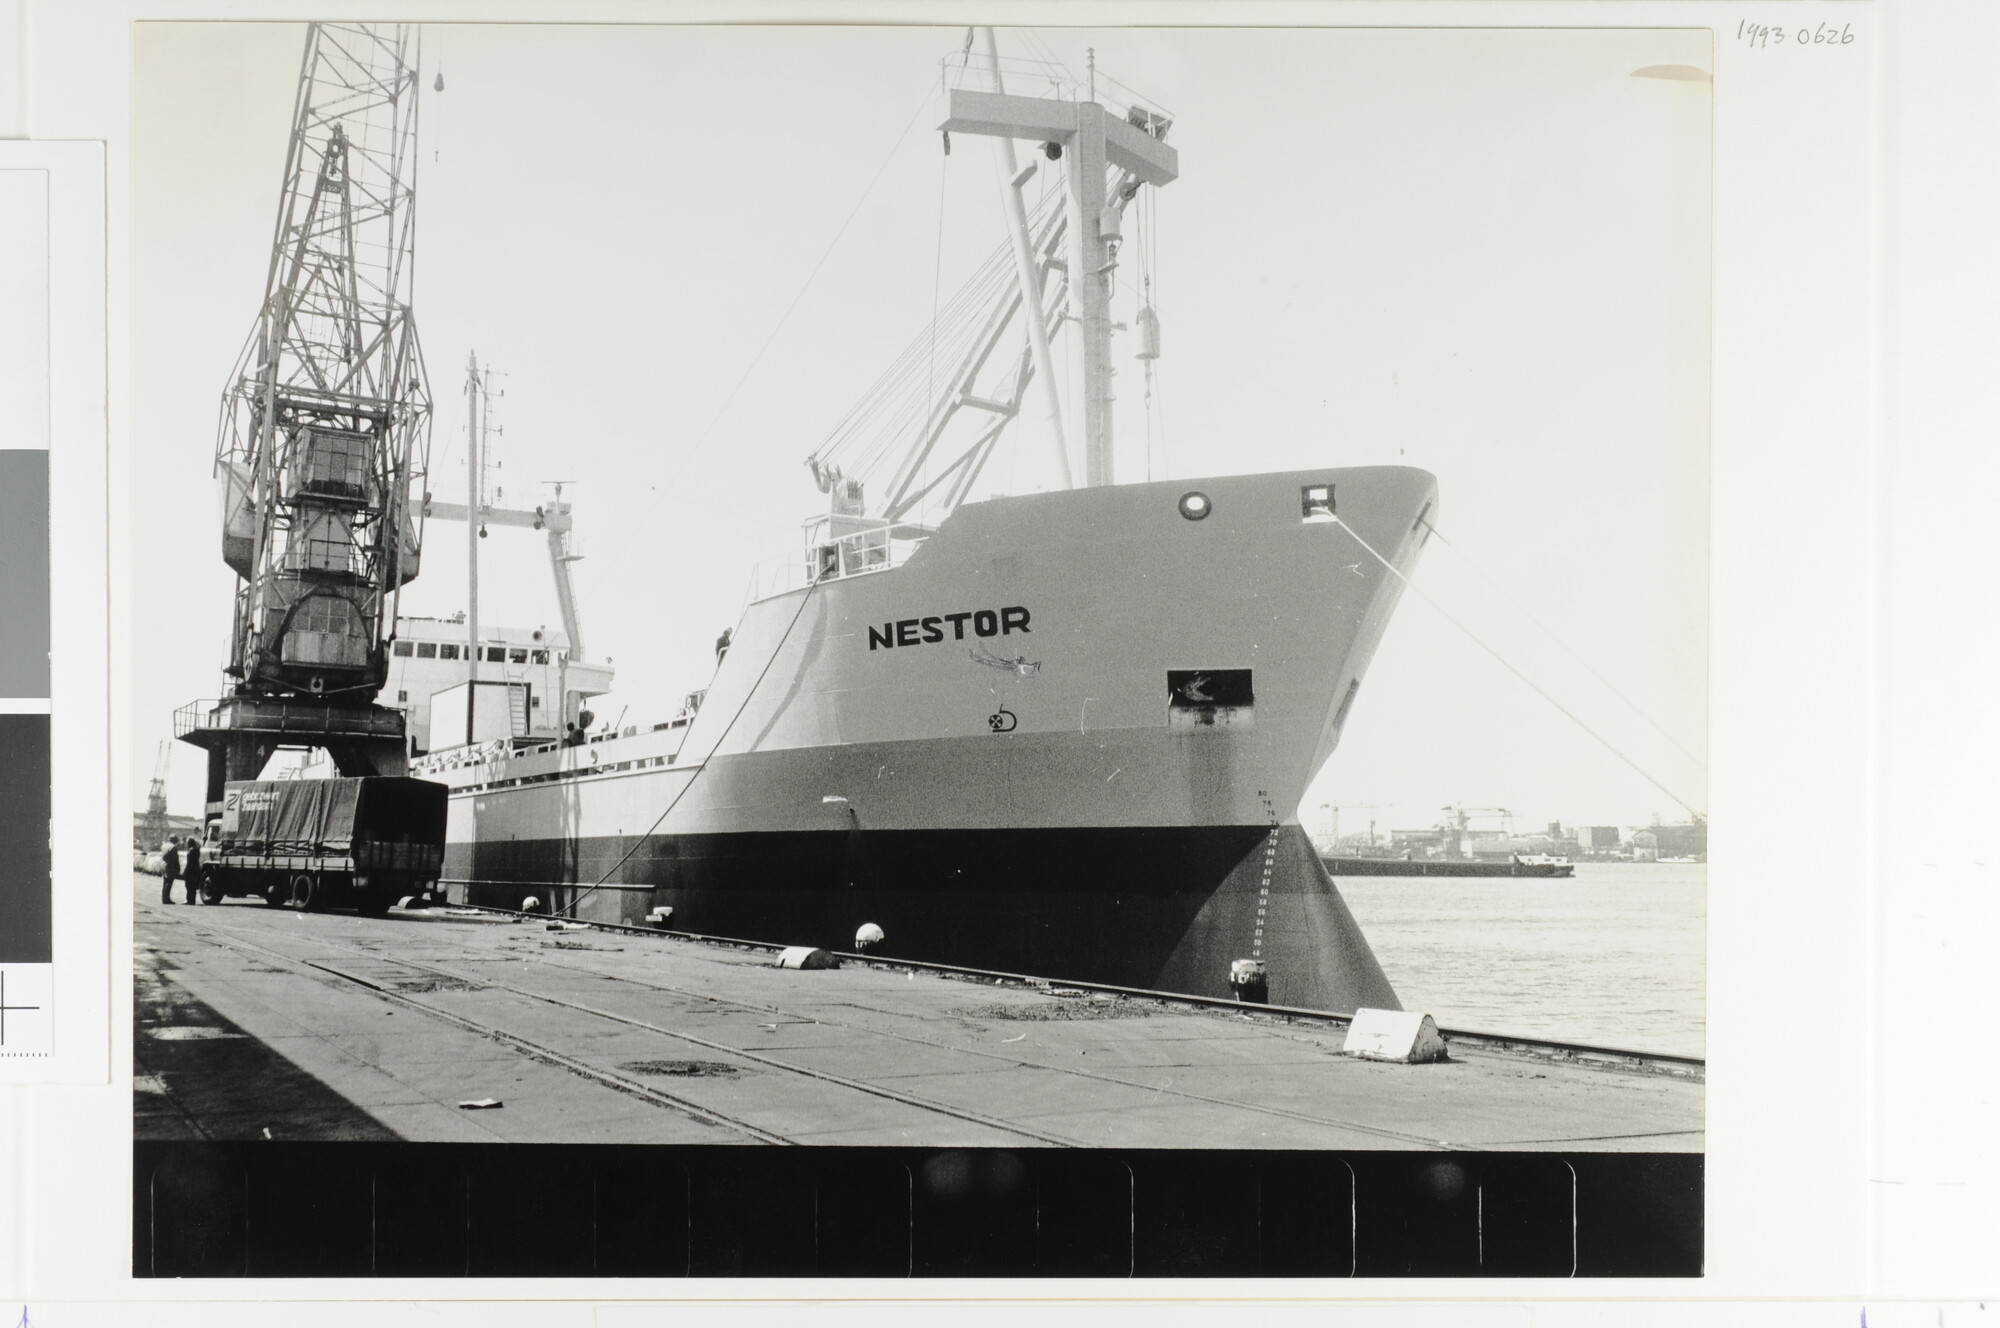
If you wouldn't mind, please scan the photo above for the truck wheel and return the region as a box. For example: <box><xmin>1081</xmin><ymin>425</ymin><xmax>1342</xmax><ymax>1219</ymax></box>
<box><xmin>199</xmin><ymin>870</ymin><xmax>225</xmax><ymax>906</ymax></box>
<box><xmin>288</xmin><ymin>873</ymin><xmax>316</xmax><ymax>911</ymax></box>
<box><xmin>355</xmin><ymin>891</ymin><xmax>392</xmax><ymax>918</ymax></box>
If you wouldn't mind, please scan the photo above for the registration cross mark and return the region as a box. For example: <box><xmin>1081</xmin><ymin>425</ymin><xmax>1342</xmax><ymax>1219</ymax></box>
<box><xmin>0</xmin><ymin>972</ymin><xmax>40</xmax><ymax>1045</ymax></box>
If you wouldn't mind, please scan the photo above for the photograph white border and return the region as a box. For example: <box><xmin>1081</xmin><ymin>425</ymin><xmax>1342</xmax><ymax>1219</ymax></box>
<box><xmin>4</xmin><ymin>0</ymin><xmax>1975</xmax><ymax>1311</ymax></box>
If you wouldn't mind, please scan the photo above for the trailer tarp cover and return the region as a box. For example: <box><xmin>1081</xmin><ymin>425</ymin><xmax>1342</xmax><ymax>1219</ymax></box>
<box><xmin>354</xmin><ymin>778</ymin><xmax>449</xmax><ymax>846</ymax></box>
<box><xmin>223</xmin><ymin>779</ymin><xmax>363</xmax><ymax>852</ymax></box>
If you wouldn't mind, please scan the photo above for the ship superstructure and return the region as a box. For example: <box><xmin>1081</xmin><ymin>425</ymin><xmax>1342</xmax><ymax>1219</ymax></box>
<box><xmin>385</xmin><ymin>616</ymin><xmax>612</xmax><ymax>754</ymax></box>
<box><xmin>412</xmin><ymin>32</ymin><xmax>1436</xmax><ymax>1011</ymax></box>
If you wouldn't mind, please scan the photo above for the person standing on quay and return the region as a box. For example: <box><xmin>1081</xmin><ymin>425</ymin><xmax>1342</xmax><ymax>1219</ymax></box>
<box><xmin>184</xmin><ymin>836</ymin><xmax>204</xmax><ymax>906</ymax></box>
<box><xmin>159</xmin><ymin>839</ymin><xmax>180</xmax><ymax>905</ymax></box>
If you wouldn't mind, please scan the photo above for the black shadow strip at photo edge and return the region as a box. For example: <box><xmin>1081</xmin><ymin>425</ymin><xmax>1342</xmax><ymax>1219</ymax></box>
<box><xmin>0</xmin><ymin>712</ymin><xmax>53</xmax><ymax>964</ymax></box>
<box><xmin>133</xmin><ymin>1142</ymin><xmax>1701</xmax><ymax>1278</ymax></box>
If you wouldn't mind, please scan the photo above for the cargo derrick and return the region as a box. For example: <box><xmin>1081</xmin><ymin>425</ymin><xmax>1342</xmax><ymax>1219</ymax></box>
<box><xmin>178</xmin><ymin>23</ymin><xmax>432</xmax><ymax>804</ymax></box>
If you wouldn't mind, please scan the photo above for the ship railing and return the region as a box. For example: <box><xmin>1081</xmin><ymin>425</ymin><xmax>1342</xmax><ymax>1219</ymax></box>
<box><xmin>409</xmin><ymin>737</ymin><xmax>513</xmax><ymax>773</ymax></box>
<box><xmin>747</xmin><ymin>521</ymin><xmax>931</xmax><ymax>602</ymax></box>
<box><xmin>936</xmin><ymin>51</ymin><xmax>1174</xmax><ymax>133</ymax></box>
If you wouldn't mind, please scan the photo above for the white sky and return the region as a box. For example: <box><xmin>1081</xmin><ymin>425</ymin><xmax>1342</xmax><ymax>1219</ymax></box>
<box><xmin>131</xmin><ymin>22</ymin><xmax>1709</xmax><ymax>833</ymax></box>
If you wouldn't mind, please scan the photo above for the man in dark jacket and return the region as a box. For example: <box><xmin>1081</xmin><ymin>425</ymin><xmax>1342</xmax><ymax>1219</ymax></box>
<box><xmin>184</xmin><ymin>836</ymin><xmax>205</xmax><ymax>906</ymax></box>
<box><xmin>160</xmin><ymin>840</ymin><xmax>180</xmax><ymax>905</ymax></box>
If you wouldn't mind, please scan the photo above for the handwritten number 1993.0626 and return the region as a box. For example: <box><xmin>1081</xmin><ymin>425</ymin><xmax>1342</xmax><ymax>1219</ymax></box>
<box><xmin>1738</xmin><ymin>20</ymin><xmax>1856</xmax><ymax>49</ymax></box>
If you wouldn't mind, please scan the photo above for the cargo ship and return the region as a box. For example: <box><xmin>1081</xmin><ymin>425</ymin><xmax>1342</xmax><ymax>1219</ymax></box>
<box><xmin>413</xmin><ymin>36</ymin><xmax>1437</xmax><ymax>1012</ymax></box>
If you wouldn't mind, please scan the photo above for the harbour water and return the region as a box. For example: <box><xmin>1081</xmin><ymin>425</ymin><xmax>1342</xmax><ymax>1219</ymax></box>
<box><xmin>1339</xmin><ymin>862</ymin><xmax>1706</xmax><ymax>1058</ymax></box>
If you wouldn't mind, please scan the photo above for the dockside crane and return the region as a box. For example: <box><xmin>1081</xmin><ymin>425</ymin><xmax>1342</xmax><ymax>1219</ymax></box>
<box><xmin>1440</xmin><ymin>805</ymin><xmax>1515</xmax><ymax>858</ymax></box>
<box><xmin>1320</xmin><ymin>802</ymin><xmax>1381</xmax><ymax>848</ymax></box>
<box><xmin>138</xmin><ymin>740</ymin><xmax>171</xmax><ymax>848</ymax></box>
<box><xmin>176</xmin><ymin>23</ymin><xmax>432</xmax><ymax>806</ymax></box>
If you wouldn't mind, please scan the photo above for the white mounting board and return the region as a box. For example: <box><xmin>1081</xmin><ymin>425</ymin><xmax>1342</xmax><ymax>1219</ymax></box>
<box><xmin>0</xmin><ymin>140</ymin><xmax>108</xmax><ymax>1087</ymax></box>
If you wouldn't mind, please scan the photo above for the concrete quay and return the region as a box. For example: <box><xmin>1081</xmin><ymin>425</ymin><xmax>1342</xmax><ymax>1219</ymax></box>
<box><xmin>133</xmin><ymin>881</ymin><xmax>1702</xmax><ymax>1151</ymax></box>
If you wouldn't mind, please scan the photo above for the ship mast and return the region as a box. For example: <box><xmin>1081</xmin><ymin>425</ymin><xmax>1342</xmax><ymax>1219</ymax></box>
<box><xmin>806</xmin><ymin>32</ymin><xmax>1175</xmax><ymax>528</ymax></box>
<box><xmin>941</xmin><ymin>33</ymin><xmax>1178</xmax><ymax>488</ymax></box>
<box><xmin>976</xmin><ymin>28</ymin><xmax>1071</xmax><ymax>491</ymax></box>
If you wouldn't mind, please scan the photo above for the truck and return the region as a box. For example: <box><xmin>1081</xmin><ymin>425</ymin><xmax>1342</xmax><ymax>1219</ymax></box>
<box><xmin>197</xmin><ymin>776</ymin><xmax>448</xmax><ymax>914</ymax></box>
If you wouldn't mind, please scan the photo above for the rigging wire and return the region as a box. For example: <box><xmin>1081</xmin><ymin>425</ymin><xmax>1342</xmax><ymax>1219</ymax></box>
<box><xmin>1020</xmin><ymin>29</ymin><xmax>1080</xmax><ymax>97</ymax></box>
<box><xmin>915</xmin><ymin>48</ymin><xmax>979</xmax><ymax>524</ymax></box>
<box><xmin>1332</xmin><ymin>514</ymin><xmax>1705</xmax><ymax>821</ymax></box>
<box><xmin>1420</xmin><ymin>522</ymin><xmax>1708</xmax><ymax>772</ymax></box>
<box><xmin>1141</xmin><ymin>185</ymin><xmax>1168</xmax><ymax>477</ymax></box>
<box><xmin>554</xmin><ymin>577</ymin><xmax>825</xmax><ymax>920</ymax></box>
<box><xmin>810</xmin><ymin>197</ymin><xmax>1059</xmax><ymax>487</ymax></box>
<box><xmin>813</xmin><ymin>238</ymin><xmax>1013</xmax><ymax>471</ymax></box>
<box><xmin>925</xmin><ymin>96</ymin><xmax>950</xmax><ymax>526</ymax></box>
<box><xmin>424</xmin><ymin>24</ymin><xmax>443</xmax><ymax>164</ymax></box>
<box><xmin>652</xmin><ymin>78</ymin><xmax>940</xmax><ymax>497</ymax></box>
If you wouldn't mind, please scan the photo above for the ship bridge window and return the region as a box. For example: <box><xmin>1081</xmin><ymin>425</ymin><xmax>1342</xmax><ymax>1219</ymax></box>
<box><xmin>485</xmin><ymin>646</ymin><xmax>506</xmax><ymax>662</ymax></box>
<box><xmin>393</xmin><ymin>641</ymin><xmax>414</xmax><ymax>657</ymax></box>
<box><xmin>439</xmin><ymin>643</ymin><xmax>461</xmax><ymax>660</ymax></box>
<box><xmin>531</xmin><ymin>649</ymin><xmax>550</xmax><ymax>664</ymax></box>
<box><xmin>416</xmin><ymin>642</ymin><xmax>438</xmax><ymax>659</ymax></box>
<box><xmin>509</xmin><ymin>648</ymin><xmax>528</xmax><ymax>664</ymax></box>
<box><xmin>1301</xmin><ymin>485</ymin><xmax>1335</xmax><ymax>522</ymax></box>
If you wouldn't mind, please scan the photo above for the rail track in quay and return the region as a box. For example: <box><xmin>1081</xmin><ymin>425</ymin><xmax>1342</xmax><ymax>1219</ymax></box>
<box><xmin>133</xmin><ymin>881</ymin><xmax>1703</xmax><ymax>1150</ymax></box>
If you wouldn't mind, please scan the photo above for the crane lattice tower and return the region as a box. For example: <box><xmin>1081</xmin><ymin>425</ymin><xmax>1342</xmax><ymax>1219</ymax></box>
<box><xmin>178</xmin><ymin>22</ymin><xmax>432</xmax><ymax>803</ymax></box>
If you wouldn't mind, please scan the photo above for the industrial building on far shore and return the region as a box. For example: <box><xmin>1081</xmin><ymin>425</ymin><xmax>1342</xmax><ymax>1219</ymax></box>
<box><xmin>1313</xmin><ymin>804</ymin><xmax>1707</xmax><ymax>864</ymax></box>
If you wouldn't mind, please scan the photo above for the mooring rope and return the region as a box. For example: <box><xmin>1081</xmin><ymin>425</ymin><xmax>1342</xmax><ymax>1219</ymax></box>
<box><xmin>1333</xmin><ymin>514</ymin><xmax>1705</xmax><ymax>821</ymax></box>
<box><xmin>1421</xmin><ymin>520</ymin><xmax>1706</xmax><ymax>773</ymax></box>
<box><xmin>553</xmin><ymin>577</ymin><xmax>824</xmax><ymax>919</ymax></box>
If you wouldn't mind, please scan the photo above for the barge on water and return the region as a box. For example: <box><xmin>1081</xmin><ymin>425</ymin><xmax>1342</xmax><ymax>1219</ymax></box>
<box><xmin>1322</xmin><ymin>856</ymin><xmax>1577</xmax><ymax>879</ymax></box>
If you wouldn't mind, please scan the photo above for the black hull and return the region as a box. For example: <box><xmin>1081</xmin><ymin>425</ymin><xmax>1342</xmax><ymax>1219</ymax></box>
<box><xmin>447</xmin><ymin>823</ymin><xmax>1400</xmax><ymax>1012</ymax></box>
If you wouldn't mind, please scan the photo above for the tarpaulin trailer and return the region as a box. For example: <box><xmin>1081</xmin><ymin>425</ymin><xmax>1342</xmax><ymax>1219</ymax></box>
<box><xmin>198</xmin><ymin>776</ymin><xmax>447</xmax><ymax>914</ymax></box>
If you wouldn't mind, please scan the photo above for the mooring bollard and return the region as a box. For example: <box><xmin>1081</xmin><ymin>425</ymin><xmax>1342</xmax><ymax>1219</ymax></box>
<box><xmin>1229</xmin><ymin>958</ymin><xmax>1269</xmax><ymax>1004</ymax></box>
<box><xmin>854</xmin><ymin>922</ymin><xmax>885</xmax><ymax>953</ymax></box>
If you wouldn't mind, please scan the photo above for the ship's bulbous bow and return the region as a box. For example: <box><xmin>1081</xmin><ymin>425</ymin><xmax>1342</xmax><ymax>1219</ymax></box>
<box><xmin>1156</xmin><ymin>823</ymin><xmax>1400</xmax><ymax>1011</ymax></box>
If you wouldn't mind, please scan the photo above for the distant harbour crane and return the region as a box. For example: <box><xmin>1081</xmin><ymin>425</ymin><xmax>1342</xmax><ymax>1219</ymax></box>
<box><xmin>1317</xmin><ymin>801</ymin><xmax>1382</xmax><ymax>849</ymax></box>
<box><xmin>1440</xmin><ymin>805</ymin><xmax>1514</xmax><ymax>858</ymax></box>
<box><xmin>138</xmin><ymin>740</ymin><xmax>171</xmax><ymax>848</ymax></box>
